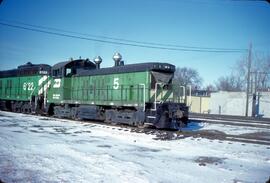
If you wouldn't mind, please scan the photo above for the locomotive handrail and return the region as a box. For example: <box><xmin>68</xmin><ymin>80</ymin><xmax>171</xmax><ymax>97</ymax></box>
<box><xmin>188</xmin><ymin>85</ymin><xmax>192</xmax><ymax>107</ymax></box>
<box><xmin>180</xmin><ymin>86</ymin><xmax>185</xmax><ymax>103</ymax></box>
<box><xmin>153</xmin><ymin>82</ymin><xmax>162</xmax><ymax>111</ymax></box>
<box><xmin>29</xmin><ymin>87</ymin><xmax>36</xmax><ymax>110</ymax></box>
<box><xmin>29</xmin><ymin>87</ymin><xmax>36</xmax><ymax>103</ymax></box>
<box><xmin>139</xmin><ymin>83</ymin><xmax>145</xmax><ymax>111</ymax></box>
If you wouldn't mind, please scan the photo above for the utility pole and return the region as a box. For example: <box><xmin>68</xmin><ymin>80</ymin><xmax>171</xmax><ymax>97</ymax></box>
<box><xmin>251</xmin><ymin>71</ymin><xmax>258</xmax><ymax>117</ymax></box>
<box><xmin>245</xmin><ymin>43</ymin><xmax>252</xmax><ymax>117</ymax></box>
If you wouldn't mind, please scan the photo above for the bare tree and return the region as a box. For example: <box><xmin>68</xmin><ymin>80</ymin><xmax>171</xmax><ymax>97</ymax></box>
<box><xmin>173</xmin><ymin>67</ymin><xmax>202</xmax><ymax>88</ymax></box>
<box><xmin>235</xmin><ymin>53</ymin><xmax>270</xmax><ymax>91</ymax></box>
<box><xmin>205</xmin><ymin>84</ymin><xmax>216</xmax><ymax>92</ymax></box>
<box><xmin>215</xmin><ymin>52</ymin><xmax>270</xmax><ymax>92</ymax></box>
<box><xmin>252</xmin><ymin>53</ymin><xmax>270</xmax><ymax>90</ymax></box>
<box><xmin>215</xmin><ymin>75</ymin><xmax>243</xmax><ymax>91</ymax></box>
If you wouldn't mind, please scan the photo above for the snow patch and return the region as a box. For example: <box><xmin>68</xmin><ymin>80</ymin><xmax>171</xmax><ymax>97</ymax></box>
<box><xmin>0</xmin><ymin>111</ymin><xmax>270</xmax><ymax>183</ymax></box>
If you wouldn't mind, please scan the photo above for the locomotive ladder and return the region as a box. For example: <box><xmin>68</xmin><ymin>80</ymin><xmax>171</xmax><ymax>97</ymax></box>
<box><xmin>139</xmin><ymin>83</ymin><xmax>146</xmax><ymax>111</ymax></box>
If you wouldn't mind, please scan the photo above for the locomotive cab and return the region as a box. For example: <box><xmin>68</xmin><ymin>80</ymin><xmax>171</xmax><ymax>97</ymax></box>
<box><xmin>47</xmin><ymin>58</ymin><xmax>96</xmax><ymax>110</ymax></box>
<box><xmin>52</xmin><ymin>58</ymin><xmax>96</xmax><ymax>78</ymax></box>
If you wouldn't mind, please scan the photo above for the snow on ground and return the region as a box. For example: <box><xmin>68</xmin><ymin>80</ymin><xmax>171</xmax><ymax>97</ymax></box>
<box><xmin>0</xmin><ymin>111</ymin><xmax>269</xmax><ymax>183</ymax></box>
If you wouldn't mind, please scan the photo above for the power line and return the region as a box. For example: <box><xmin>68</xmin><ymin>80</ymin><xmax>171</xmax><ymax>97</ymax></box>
<box><xmin>230</xmin><ymin>0</ymin><xmax>270</xmax><ymax>2</ymax></box>
<box><xmin>0</xmin><ymin>19</ymin><xmax>247</xmax><ymax>52</ymax></box>
<box><xmin>0</xmin><ymin>21</ymin><xmax>247</xmax><ymax>53</ymax></box>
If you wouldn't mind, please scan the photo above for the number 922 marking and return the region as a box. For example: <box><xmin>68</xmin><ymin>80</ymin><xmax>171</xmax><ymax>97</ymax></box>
<box><xmin>23</xmin><ymin>82</ymin><xmax>34</xmax><ymax>91</ymax></box>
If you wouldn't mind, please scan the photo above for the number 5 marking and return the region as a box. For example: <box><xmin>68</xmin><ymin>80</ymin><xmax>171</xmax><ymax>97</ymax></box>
<box><xmin>113</xmin><ymin>78</ymin><xmax>119</xmax><ymax>89</ymax></box>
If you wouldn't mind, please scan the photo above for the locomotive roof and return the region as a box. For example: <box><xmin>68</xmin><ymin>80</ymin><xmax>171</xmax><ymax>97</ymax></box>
<box><xmin>0</xmin><ymin>62</ymin><xmax>51</xmax><ymax>78</ymax></box>
<box><xmin>76</xmin><ymin>62</ymin><xmax>175</xmax><ymax>77</ymax></box>
<box><xmin>52</xmin><ymin>61</ymin><xmax>70</xmax><ymax>70</ymax></box>
<box><xmin>52</xmin><ymin>59</ymin><xmax>96</xmax><ymax>70</ymax></box>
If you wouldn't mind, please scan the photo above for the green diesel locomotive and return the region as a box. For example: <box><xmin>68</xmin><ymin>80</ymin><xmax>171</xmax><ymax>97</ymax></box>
<box><xmin>0</xmin><ymin>62</ymin><xmax>51</xmax><ymax>113</ymax></box>
<box><xmin>0</xmin><ymin>53</ymin><xmax>188</xmax><ymax>129</ymax></box>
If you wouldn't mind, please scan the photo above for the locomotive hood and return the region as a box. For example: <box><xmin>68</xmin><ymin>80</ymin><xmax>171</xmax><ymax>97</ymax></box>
<box><xmin>76</xmin><ymin>62</ymin><xmax>175</xmax><ymax>77</ymax></box>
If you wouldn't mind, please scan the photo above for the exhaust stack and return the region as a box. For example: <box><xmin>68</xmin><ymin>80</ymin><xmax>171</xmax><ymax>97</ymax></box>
<box><xmin>94</xmin><ymin>56</ymin><xmax>102</xmax><ymax>69</ymax></box>
<box><xmin>113</xmin><ymin>52</ymin><xmax>122</xmax><ymax>67</ymax></box>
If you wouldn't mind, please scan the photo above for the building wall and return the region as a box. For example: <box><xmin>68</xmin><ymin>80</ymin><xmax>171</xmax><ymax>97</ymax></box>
<box><xmin>259</xmin><ymin>92</ymin><xmax>270</xmax><ymax>118</ymax></box>
<box><xmin>187</xmin><ymin>96</ymin><xmax>210</xmax><ymax>114</ymax></box>
<box><xmin>209</xmin><ymin>91</ymin><xmax>270</xmax><ymax>118</ymax></box>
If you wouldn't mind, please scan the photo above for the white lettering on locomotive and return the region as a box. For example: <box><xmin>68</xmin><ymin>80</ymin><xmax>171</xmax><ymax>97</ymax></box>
<box><xmin>52</xmin><ymin>94</ymin><xmax>60</xmax><ymax>99</ymax></box>
<box><xmin>53</xmin><ymin>79</ymin><xmax>61</xmax><ymax>88</ymax></box>
<box><xmin>23</xmin><ymin>82</ymin><xmax>34</xmax><ymax>91</ymax></box>
<box><xmin>113</xmin><ymin>78</ymin><xmax>119</xmax><ymax>90</ymax></box>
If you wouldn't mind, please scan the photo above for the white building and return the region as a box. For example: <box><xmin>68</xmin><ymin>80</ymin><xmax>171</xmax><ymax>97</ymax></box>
<box><xmin>210</xmin><ymin>91</ymin><xmax>270</xmax><ymax>118</ymax></box>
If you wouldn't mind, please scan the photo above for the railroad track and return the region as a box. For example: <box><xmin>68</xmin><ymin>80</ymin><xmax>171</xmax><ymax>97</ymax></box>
<box><xmin>178</xmin><ymin>130</ymin><xmax>270</xmax><ymax>146</ymax></box>
<box><xmin>1</xmin><ymin>111</ymin><xmax>270</xmax><ymax>146</ymax></box>
<box><xmin>189</xmin><ymin>113</ymin><xmax>270</xmax><ymax>129</ymax></box>
<box><xmin>127</xmin><ymin>127</ymin><xmax>270</xmax><ymax>146</ymax></box>
<box><xmin>81</xmin><ymin>120</ymin><xmax>270</xmax><ymax>146</ymax></box>
<box><xmin>189</xmin><ymin>113</ymin><xmax>270</xmax><ymax>123</ymax></box>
